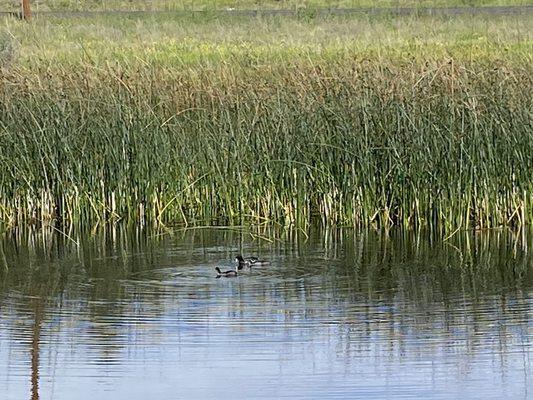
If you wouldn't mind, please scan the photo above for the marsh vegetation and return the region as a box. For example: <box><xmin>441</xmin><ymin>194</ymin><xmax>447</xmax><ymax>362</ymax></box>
<box><xmin>0</xmin><ymin>13</ymin><xmax>531</xmax><ymax>229</ymax></box>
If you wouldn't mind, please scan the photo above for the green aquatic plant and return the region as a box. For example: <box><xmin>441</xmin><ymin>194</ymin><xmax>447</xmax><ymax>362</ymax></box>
<box><xmin>0</xmin><ymin>53</ymin><xmax>531</xmax><ymax>230</ymax></box>
<box><xmin>0</xmin><ymin>14</ymin><xmax>531</xmax><ymax>230</ymax></box>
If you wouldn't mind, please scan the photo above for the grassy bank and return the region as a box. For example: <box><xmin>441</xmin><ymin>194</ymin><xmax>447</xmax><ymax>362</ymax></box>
<box><xmin>1</xmin><ymin>0</ymin><xmax>531</xmax><ymax>13</ymax></box>
<box><xmin>0</xmin><ymin>14</ymin><xmax>532</xmax><ymax>230</ymax></box>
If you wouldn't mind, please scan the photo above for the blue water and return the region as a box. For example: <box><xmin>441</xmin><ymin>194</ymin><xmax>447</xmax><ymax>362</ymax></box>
<box><xmin>0</xmin><ymin>227</ymin><xmax>531</xmax><ymax>399</ymax></box>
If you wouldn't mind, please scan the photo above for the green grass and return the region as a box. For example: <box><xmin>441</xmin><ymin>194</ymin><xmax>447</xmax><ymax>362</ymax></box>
<box><xmin>3</xmin><ymin>13</ymin><xmax>532</xmax><ymax>63</ymax></box>
<box><xmin>0</xmin><ymin>14</ymin><xmax>531</xmax><ymax>230</ymax></box>
<box><xmin>0</xmin><ymin>0</ymin><xmax>531</xmax><ymax>13</ymax></box>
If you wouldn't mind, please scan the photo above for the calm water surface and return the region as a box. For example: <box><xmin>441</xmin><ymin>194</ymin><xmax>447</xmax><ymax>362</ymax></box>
<box><xmin>0</xmin><ymin>227</ymin><xmax>531</xmax><ymax>399</ymax></box>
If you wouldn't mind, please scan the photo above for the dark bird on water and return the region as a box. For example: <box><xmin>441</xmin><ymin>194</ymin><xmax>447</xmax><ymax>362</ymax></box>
<box><xmin>235</xmin><ymin>255</ymin><xmax>270</xmax><ymax>269</ymax></box>
<box><xmin>215</xmin><ymin>266</ymin><xmax>238</xmax><ymax>278</ymax></box>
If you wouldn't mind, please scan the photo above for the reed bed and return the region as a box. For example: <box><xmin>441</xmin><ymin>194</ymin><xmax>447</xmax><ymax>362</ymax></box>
<box><xmin>0</xmin><ymin>15</ymin><xmax>531</xmax><ymax>230</ymax></box>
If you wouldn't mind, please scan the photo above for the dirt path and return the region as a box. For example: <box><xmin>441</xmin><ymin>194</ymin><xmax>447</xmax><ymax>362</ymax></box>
<box><xmin>1</xmin><ymin>5</ymin><xmax>532</xmax><ymax>18</ymax></box>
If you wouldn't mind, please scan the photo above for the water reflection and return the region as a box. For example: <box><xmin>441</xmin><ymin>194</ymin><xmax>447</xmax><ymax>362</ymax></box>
<box><xmin>29</xmin><ymin>297</ymin><xmax>43</xmax><ymax>400</ymax></box>
<box><xmin>0</xmin><ymin>226</ymin><xmax>531</xmax><ymax>400</ymax></box>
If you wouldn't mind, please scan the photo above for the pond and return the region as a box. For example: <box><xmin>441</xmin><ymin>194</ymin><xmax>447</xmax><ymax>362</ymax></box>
<box><xmin>0</xmin><ymin>226</ymin><xmax>531</xmax><ymax>399</ymax></box>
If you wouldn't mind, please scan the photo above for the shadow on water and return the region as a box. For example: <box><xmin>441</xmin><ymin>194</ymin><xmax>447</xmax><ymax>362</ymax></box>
<box><xmin>0</xmin><ymin>225</ymin><xmax>531</xmax><ymax>400</ymax></box>
<box><xmin>30</xmin><ymin>297</ymin><xmax>43</xmax><ymax>400</ymax></box>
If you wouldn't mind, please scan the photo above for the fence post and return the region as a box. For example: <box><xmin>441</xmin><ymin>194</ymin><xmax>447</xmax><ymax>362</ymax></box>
<box><xmin>21</xmin><ymin>0</ymin><xmax>31</xmax><ymax>20</ymax></box>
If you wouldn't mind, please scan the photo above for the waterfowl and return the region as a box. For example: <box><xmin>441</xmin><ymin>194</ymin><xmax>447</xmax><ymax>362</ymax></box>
<box><xmin>215</xmin><ymin>266</ymin><xmax>238</xmax><ymax>278</ymax></box>
<box><xmin>235</xmin><ymin>255</ymin><xmax>270</xmax><ymax>269</ymax></box>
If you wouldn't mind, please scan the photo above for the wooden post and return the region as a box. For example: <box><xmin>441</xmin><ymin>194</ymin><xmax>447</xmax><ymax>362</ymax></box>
<box><xmin>21</xmin><ymin>0</ymin><xmax>31</xmax><ymax>20</ymax></box>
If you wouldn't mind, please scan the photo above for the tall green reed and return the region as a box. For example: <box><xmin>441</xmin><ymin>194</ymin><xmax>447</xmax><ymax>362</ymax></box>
<box><xmin>0</xmin><ymin>54</ymin><xmax>531</xmax><ymax>230</ymax></box>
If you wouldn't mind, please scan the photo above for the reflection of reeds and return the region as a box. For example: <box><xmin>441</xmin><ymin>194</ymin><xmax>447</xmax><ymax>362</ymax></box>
<box><xmin>31</xmin><ymin>298</ymin><xmax>43</xmax><ymax>400</ymax></box>
<box><xmin>1</xmin><ymin>225</ymin><xmax>530</xmax><ymax>300</ymax></box>
<box><xmin>0</xmin><ymin>226</ymin><xmax>530</xmax><ymax>392</ymax></box>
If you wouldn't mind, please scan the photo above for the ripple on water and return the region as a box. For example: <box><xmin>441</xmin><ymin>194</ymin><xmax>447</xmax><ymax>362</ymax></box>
<box><xmin>0</xmin><ymin>229</ymin><xmax>531</xmax><ymax>400</ymax></box>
